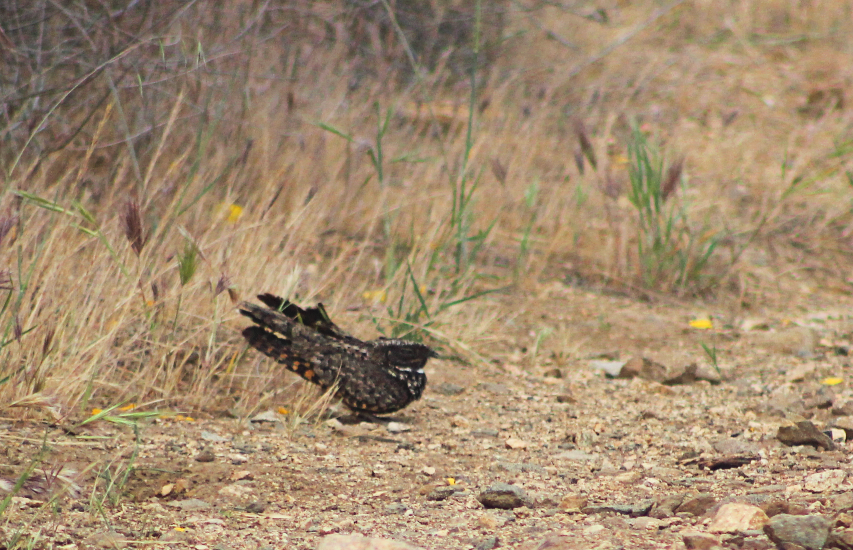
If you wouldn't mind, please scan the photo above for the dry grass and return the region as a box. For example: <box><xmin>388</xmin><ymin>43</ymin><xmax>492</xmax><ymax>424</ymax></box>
<box><xmin>1</xmin><ymin>0</ymin><xmax>853</xmax><ymax>420</ymax></box>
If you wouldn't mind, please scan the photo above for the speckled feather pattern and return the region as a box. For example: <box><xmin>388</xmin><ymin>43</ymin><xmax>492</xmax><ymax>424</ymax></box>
<box><xmin>240</xmin><ymin>295</ymin><xmax>436</xmax><ymax>414</ymax></box>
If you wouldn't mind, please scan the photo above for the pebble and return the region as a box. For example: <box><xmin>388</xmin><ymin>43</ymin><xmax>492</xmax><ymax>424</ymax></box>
<box><xmin>650</xmin><ymin>494</ymin><xmax>685</xmax><ymax>519</ymax></box>
<box><xmin>316</xmin><ymin>534</ymin><xmax>424</xmax><ymax>550</ymax></box>
<box><xmin>583</xmin><ymin>501</ymin><xmax>653</xmax><ymax>517</ymax></box>
<box><xmin>165</xmin><ymin>498</ymin><xmax>212</xmax><ymax>511</ymax></box>
<box><xmin>828</xmin><ymin>529</ymin><xmax>853</xmax><ymax>550</ymax></box>
<box><xmin>589</xmin><ymin>359</ymin><xmax>627</xmax><ymax>378</ymax></box>
<box><xmin>384</xmin><ymin>503</ymin><xmax>407</xmax><ymax>515</ymax></box>
<box><xmin>83</xmin><ymin>531</ymin><xmax>127</xmax><ymax>549</ymax></box>
<box><xmin>559</xmin><ymin>493</ymin><xmax>588</xmax><ymax>512</ymax></box>
<box><xmin>804</xmin><ymin>469</ymin><xmax>846</xmax><ymax>492</ymax></box>
<box><xmin>426</xmin><ymin>486</ymin><xmax>457</xmax><ymax>501</ymax></box>
<box><xmin>833</xmin><ymin>417</ymin><xmax>853</xmax><ymax>440</ymax></box>
<box><xmin>832</xmin><ymin>492</ymin><xmax>853</xmax><ymax>511</ymax></box>
<box><xmin>708</xmin><ymin>503</ymin><xmax>770</xmax><ymax>533</ymax></box>
<box><xmin>200</xmin><ymin>431</ymin><xmax>229</xmax><ymax>442</ymax></box>
<box><xmin>245</xmin><ymin>500</ymin><xmax>266</xmax><ymax>514</ymax></box>
<box><xmin>476</xmin><ymin>514</ymin><xmax>501</xmax><ymax>530</ymax></box>
<box><xmin>832</xmin><ymin>400</ymin><xmax>853</xmax><ymax>416</ymax></box>
<box><xmin>475</xmin><ymin>536</ymin><xmax>498</xmax><ymax>550</ymax></box>
<box><xmin>251</xmin><ymin>410</ymin><xmax>284</xmax><ymax>424</ymax></box>
<box><xmin>682</xmin><ymin>531</ymin><xmax>720</xmax><ymax>550</ymax></box>
<box><xmin>386</xmin><ymin>422</ymin><xmax>410</xmax><ymax>433</ymax></box>
<box><xmin>477</xmin><ymin>483</ymin><xmax>530</xmax><ymax>509</ymax></box>
<box><xmin>776</xmin><ymin>419</ymin><xmax>836</xmax><ymax>450</ymax></box>
<box><xmin>763</xmin><ymin>514</ymin><xmax>829</xmax><ymax>550</ymax></box>
<box><xmin>629</xmin><ymin>516</ymin><xmax>662</xmax><ymax>530</ymax></box>
<box><xmin>194</xmin><ymin>449</ymin><xmax>216</xmax><ymax>462</ymax></box>
<box><xmin>434</xmin><ymin>382</ymin><xmax>465</xmax><ymax>396</ymax></box>
<box><xmin>504</xmin><ymin>437</ymin><xmax>529</xmax><ymax>449</ymax></box>
<box><xmin>676</xmin><ymin>493</ymin><xmax>717</xmax><ymax>517</ymax></box>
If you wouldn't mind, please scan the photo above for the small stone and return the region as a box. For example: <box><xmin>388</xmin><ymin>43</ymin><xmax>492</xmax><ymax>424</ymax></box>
<box><xmin>384</xmin><ymin>503</ymin><xmax>407</xmax><ymax>515</ymax></box>
<box><xmin>426</xmin><ymin>486</ymin><xmax>457</xmax><ymax>501</ymax></box>
<box><xmin>582</xmin><ymin>501</ymin><xmax>653</xmax><ymax>516</ymax></box>
<box><xmin>504</xmin><ymin>437</ymin><xmax>529</xmax><ymax>450</ymax></box>
<box><xmin>829</xmin><ymin>428</ymin><xmax>847</xmax><ymax>442</ymax></box>
<box><xmin>477</xmin><ymin>483</ymin><xmax>530</xmax><ymax>509</ymax></box>
<box><xmin>558</xmin><ymin>493</ymin><xmax>588</xmax><ymax>512</ymax></box>
<box><xmin>630</xmin><ymin>516</ymin><xmax>662</xmax><ymax>530</ymax></box>
<box><xmin>316</xmin><ymin>534</ymin><xmax>424</xmax><ymax>550</ymax></box>
<box><xmin>827</xmin><ymin>528</ymin><xmax>853</xmax><ymax>550</ymax></box>
<box><xmin>528</xmin><ymin>492</ymin><xmax>560</xmax><ymax>509</ymax></box>
<box><xmin>787</xmin><ymin>363</ymin><xmax>817</xmax><ymax>382</ymax></box>
<box><xmin>475</xmin><ymin>536</ymin><xmax>498</xmax><ymax>550</ymax></box>
<box><xmin>682</xmin><ymin>531</ymin><xmax>721</xmax><ymax>550</ymax></box>
<box><xmin>777</xmin><ymin>419</ymin><xmax>836</xmax><ymax>450</ymax></box>
<box><xmin>476</xmin><ymin>514</ymin><xmax>500</xmax><ymax>530</ymax></box>
<box><xmin>614</xmin><ymin>471</ymin><xmax>642</xmax><ymax>483</ymax></box>
<box><xmin>836</xmin><ymin>513</ymin><xmax>853</xmax><ymax>528</ymax></box>
<box><xmin>763</xmin><ymin>514</ymin><xmax>829</xmax><ymax>550</ymax></box>
<box><xmin>471</xmin><ymin>428</ymin><xmax>500</xmax><ymax>438</ymax></box>
<box><xmin>833</xmin><ymin>417</ymin><xmax>853</xmax><ymax>440</ymax></box>
<box><xmin>386</xmin><ymin>422</ymin><xmax>410</xmax><ymax>433</ymax></box>
<box><xmin>709</xmin><ymin>503</ymin><xmax>770</xmax><ymax>533</ymax></box>
<box><xmin>543</xmin><ymin>368</ymin><xmax>563</xmax><ymax>378</ymax></box>
<box><xmin>194</xmin><ymin>449</ymin><xmax>216</xmax><ymax>463</ymax></box>
<box><xmin>676</xmin><ymin>493</ymin><xmax>718</xmax><ymax>517</ymax></box>
<box><xmin>246</xmin><ymin>500</ymin><xmax>266</xmax><ymax>514</ymax></box>
<box><xmin>833</xmin><ymin>493</ymin><xmax>853</xmax><ymax>511</ymax></box>
<box><xmin>201</xmin><ymin>431</ymin><xmax>229</xmax><ymax>442</ymax></box>
<box><xmin>623</xmin><ymin>357</ymin><xmax>668</xmax><ymax>382</ymax></box>
<box><xmin>712</xmin><ymin>437</ymin><xmax>762</xmax><ymax>455</ymax></box>
<box><xmin>651</xmin><ymin>494</ymin><xmax>686</xmax><ymax>519</ymax></box>
<box><xmin>83</xmin><ymin>531</ymin><xmax>127</xmax><ymax>549</ymax></box>
<box><xmin>251</xmin><ymin>410</ymin><xmax>284</xmax><ymax>424</ymax></box>
<box><xmin>434</xmin><ymin>383</ymin><xmax>465</xmax><ymax>396</ymax></box>
<box><xmin>589</xmin><ymin>359</ymin><xmax>627</xmax><ymax>377</ymax></box>
<box><xmin>832</xmin><ymin>401</ymin><xmax>853</xmax><ymax>416</ymax></box>
<box><xmin>165</xmin><ymin>498</ymin><xmax>212</xmax><ymax>511</ymax></box>
<box><xmin>804</xmin><ymin>469</ymin><xmax>846</xmax><ymax>492</ymax></box>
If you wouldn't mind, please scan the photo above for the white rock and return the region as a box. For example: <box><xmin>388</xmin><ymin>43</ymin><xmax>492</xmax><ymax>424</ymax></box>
<box><xmin>805</xmin><ymin>469</ymin><xmax>846</xmax><ymax>492</ymax></box>
<box><xmin>708</xmin><ymin>503</ymin><xmax>769</xmax><ymax>533</ymax></box>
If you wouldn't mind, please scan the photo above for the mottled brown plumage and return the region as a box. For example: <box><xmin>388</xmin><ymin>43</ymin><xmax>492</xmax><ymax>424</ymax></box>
<box><xmin>239</xmin><ymin>294</ymin><xmax>436</xmax><ymax>414</ymax></box>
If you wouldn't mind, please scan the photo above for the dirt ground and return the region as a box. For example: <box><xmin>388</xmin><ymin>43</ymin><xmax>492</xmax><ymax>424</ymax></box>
<box><xmin>4</xmin><ymin>284</ymin><xmax>853</xmax><ymax>550</ymax></box>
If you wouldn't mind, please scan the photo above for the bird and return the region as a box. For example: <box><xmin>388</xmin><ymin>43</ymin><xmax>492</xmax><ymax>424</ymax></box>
<box><xmin>239</xmin><ymin>293</ymin><xmax>437</xmax><ymax>415</ymax></box>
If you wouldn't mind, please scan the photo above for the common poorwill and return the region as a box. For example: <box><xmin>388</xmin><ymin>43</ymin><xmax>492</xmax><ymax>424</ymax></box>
<box><xmin>240</xmin><ymin>294</ymin><xmax>436</xmax><ymax>414</ymax></box>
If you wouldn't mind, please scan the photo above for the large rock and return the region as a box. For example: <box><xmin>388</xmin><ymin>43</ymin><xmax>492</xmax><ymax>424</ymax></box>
<box><xmin>777</xmin><ymin>419</ymin><xmax>835</xmax><ymax>451</ymax></box>
<box><xmin>708</xmin><ymin>503</ymin><xmax>769</xmax><ymax>533</ymax></box>
<box><xmin>477</xmin><ymin>483</ymin><xmax>530</xmax><ymax>509</ymax></box>
<box><xmin>763</xmin><ymin>514</ymin><xmax>829</xmax><ymax>550</ymax></box>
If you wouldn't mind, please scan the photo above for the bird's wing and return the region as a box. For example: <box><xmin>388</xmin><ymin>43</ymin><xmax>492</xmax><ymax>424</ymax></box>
<box><xmin>255</xmin><ymin>294</ymin><xmax>353</xmax><ymax>342</ymax></box>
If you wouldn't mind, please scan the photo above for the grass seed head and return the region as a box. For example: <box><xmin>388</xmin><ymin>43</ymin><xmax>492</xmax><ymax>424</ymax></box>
<box><xmin>215</xmin><ymin>273</ymin><xmax>232</xmax><ymax>297</ymax></box>
<box><xmin>121</xmin><ymin>200</ymin><xmax>147</xmax><ymax>256</ymax></box>
<box><xmin>662</xmin><ymin>158</ymin><xmax>684</xmax><ymax>202</ymax></box>
<box><xmin>574</xmin><ymin>118</ymin><xmax>597</xmax><ymax>171</ymax></box>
